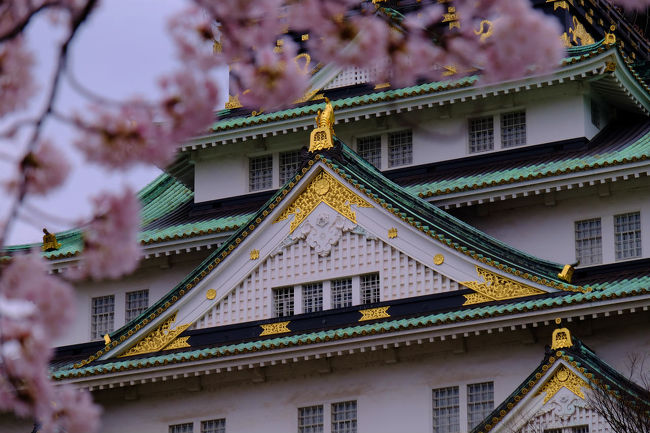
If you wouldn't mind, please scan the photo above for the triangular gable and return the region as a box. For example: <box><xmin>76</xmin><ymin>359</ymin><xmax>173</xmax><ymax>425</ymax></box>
<box><xmin>471</xmin><ymin>325</ymin><xmax>650</xmax><ymax>433</ymax></box>
<box><xmin>75</xmin><ymin>132</ymin><xmax>592</xmax><ymax>368</ymax></box>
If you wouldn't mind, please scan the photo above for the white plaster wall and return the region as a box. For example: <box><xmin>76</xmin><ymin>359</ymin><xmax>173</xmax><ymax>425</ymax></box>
<box><xmin>84</xmin><ymin>320</ymin><xmax>648</xmax><ymax>433</ymax></box>
<box><xmin>58</xmin><ymin>252</ymin><xmax>210</xmax><ymax>347</ymax></box>
<box><xmin>459</xmin><ymin>180</ymin><xmax>650</xmax><ymax>266</ymax></box>
<box><xmin>193</xmin><ymin>83</ymin><xmax>593</xmax><ymax>203</ymax></box>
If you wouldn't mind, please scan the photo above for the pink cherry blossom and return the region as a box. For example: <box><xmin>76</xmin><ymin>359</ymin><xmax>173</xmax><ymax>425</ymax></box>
<box><xmin>169</xmin><ymin>6</ymin><xmax>222</xmax><ymax>70</ymax></box>
<box><xmin>21</xmin><ymin>139</ymin><xmax>70</xmax><ymax>195</ymax></box>
<box><xmin>610</xmin><ymin>0</ymin><xmax>650</xmax><ymax>9</ymax></box>
<box><xmin>0</xmin><ymin>38</ymin><xmax>35</xmax><ymax>118</ymax></box>
<box><xmin>75</xmin><ymin>189</ymin><xmax>141</xmax><ymax>280</ymax></box>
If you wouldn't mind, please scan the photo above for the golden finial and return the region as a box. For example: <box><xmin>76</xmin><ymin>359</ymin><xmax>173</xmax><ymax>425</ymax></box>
<box><xmin>309</xmin><ymin>98</ymin><xmax>335</xmax><ymax>152</ymax></box>
<box><xmin>551</xmin><ymin>318</ymin><xmax>573</xmax><ymax>349</ymax></box>
<box><xmin>104</xmin><ymin>334</ymin><xmax>111</xmax><ymax>345</ymax></box>
<box><xmin>558</xmin><ymin>264</ymin><xmax>574</xmax><ymax>283</ymax></box>
<box><xmin>41</xmin><ymin>228</ymin><xmax>61</xmax><ymax>252</ymax></box>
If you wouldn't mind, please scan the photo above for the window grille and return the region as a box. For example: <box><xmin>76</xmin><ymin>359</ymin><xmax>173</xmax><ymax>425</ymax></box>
<box><xmin>201</xmin><ymin>419</ymin><xmax>225</xmax><ymax>433</ymax></box>
<box><xmin>360</xmin><ymin>273</ymin><xmax>380</xmax><ymax>304</ymax></box>
<box><xmin>501</xmin><ymin>111</ymin><xmax>526</xmax><ymax>148</ymax></box>
<box><xmin>615</xmin><ymin>212</ymin><xmax>642</xmax><ymax>260</ymax></box>
<box><xmin>331</xmin><ymin>401</ymin><xmax>357</xmax><ymax>433</ymax></box>
<box><xmin>572</xmin><ymin>426</ymin><xmax>589</xmax><ymax>433</ymax></box>
<box><xmin>356</xmin><ymin>135</ymin><xmax>382</xmax><ymax>169</ymax></box>
<box><xmin>303</xmin><ymin>283</ymin><xmax>323</xmax><ymax>313</ymax></box>
<box><xmin>575</xmin><ymin>218</ymin><xmax>602</xmax><ymax>265</ymax></box>
<box><xmin>91</xmin><ymin>295</ymin><xmax>114</xmax><ymax>340</ymax></box>
<box><xmin>170</xmin><ymin>423</ymin><xmax>194</xmax><ymax>433</ymax></box>
<box><xmin>298</xmin><ymin>405</ymin><xmax>324</xmax><ymax>433</ymax></box>
<box><xmin>331</xmin><ymin>279</ymin><xmax>353</xmax><ymax>309</ymax></box>
<box><xmin>388</xmin><ymin>130</ymin><xmax>412</xmax><ymax>167</ymax></box>
<box><xmin>469</xmin><ymin>116</ymin><xmax>494</xmax><ymax>153</ymax></box>
<box><xmin>324</xmin><ymin>67</ymin><xmax>377</xmax><ymax>89</ymax></box>
<box><xmin>467</xmin><ymin>382</ymin><xmax>493</xmax><ymax>431</ymax></box>
<box><xmin>125</xmin><ymin>290</ymin><xmax>148</xmax><ymax>323</ymax></box>
<box><xmin>432</xmin><ymin>386</ymin><xmax>460</xmax><ymax>433</ymax></box>
<box><xmin>249</xmin><ymin>155</ymin><xmax>273</xmax><ymax>191</ymax></box>
<box><xmin>280</xmin><ymin>151</ymin><xmax>301</xmax><ymax>185</ymax></box>
<box><xmin>273</xmin><ymin>287</ymin><xmax>294</xmax><ymax>317</ymax></box>
<box><xmin>543</xmin><ymin>429</ymin><xmax>562</xmax><ymax>433</ymax></box>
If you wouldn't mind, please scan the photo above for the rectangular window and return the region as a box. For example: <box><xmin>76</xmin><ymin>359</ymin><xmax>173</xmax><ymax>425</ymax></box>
<box><xmin>501</xmin><ymin>111</ymin><xmax>526</xmax><ymax>148</ymax></box>
<box><xmin>91</xmin><ymin>295</ymin><xmax>114</xmax><ymax>340</ymax></box>
<box><xmin>298</xmin><ymin>405</ymin><xmax>324</xmax><ymax>433</ymax></box>
<box><xmin>249</xmin><ymin>155</ymin><xmax>273</xmax><ymax>191</ymax></box>
<box><xmin>469</xmin><ymin>116</ymin><xmax>494</xmax><ymax>153</ymax></box>
<box><xmin>331</xmin><ymin>279</ymin><xmax>353</xmax><ymax>309</ymax></box>
<box><xmin>572</xmin><ymin>426</ymin><xmax>589</xmax><ymax>433</ymax></box>
<box><xmin>543</xmin><ymin>429</ymin><xmax>562</xmax><ymax>433</ymax></box>
<box><xmin>331</xmin><ymin>401</ymin><xmax>357</xmax><ymax>433</ymax></box>
<box><xmin>279</xmin><ymin>151</ymin><xmax>301</xmax><ymax>185</ymax></box>
<box><xmin>467</xmin><ymin>382</ymin><xmax>494</xmax><ymax>431</ymax></box>
<box><xmin>201</xmin><ymin>419</ymin><xmax>225</xmax><ymax>433</ymax></box>
<box><xmin>575</xmin><ymin>218</ymin><xmax>602</xmax><ymax>266</ymax></box>
<box><xmin>170</xmin><ymin>423</ymin><xmax>194</xmax><ymax>433</ymax></box>
<box><xmin>125</xmin><ymin>290</ymin><xmax>148</xmax><ymax>323</ymax></box>
<box><xmin>615</xmin><ymin>212</ymin><xmax>642</xmax><ymax>260</ymax></box>
<box><xmin>360</xmin><ymin>273</ymin><xmax>380</xmax><ymax>304</ymax></box>
<box><xmin>356</xmin><ymin>135</ymin><xmax>382</xmax><ymax>169</ymax></box>
<box><xmin>273</xmin><ymin>287</ymin><xmax>294</xmax><ymax>317</ymax></box>
<box><xmin>432</xmin><ymin>386</ymin><xmax>460</xmax><ymax>433</ymax></box>
<box><xmin>303</xmin><ymin>283</ymin><xmax>323</xmax><ymax>314</ymax></box>
<box><xmin>388</xmin><ymin>130</ymin><xmax>412</xmax><ymax>167</ymax></box>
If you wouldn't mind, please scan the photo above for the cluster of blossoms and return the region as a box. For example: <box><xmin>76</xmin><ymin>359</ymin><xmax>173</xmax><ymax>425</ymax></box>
<box><xmin>0</xmin><ymin>0</ymin><xmax>648</xmax><ymax>432</ymax></box>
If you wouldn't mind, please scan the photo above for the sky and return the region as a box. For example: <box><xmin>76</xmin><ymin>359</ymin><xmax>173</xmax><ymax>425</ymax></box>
<box><xmin>2</xmin><ymin>0</ymin><xmax>227</xmax><ymax>245</ymax></box>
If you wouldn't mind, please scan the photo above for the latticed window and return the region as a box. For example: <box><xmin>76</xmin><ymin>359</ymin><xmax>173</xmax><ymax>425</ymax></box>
<box><xmin>615</xmin><ymin>212</ymin><xmax>642</xmax><ymax>260</ymax></box>
<box><xmin>356</xmin><ymin>135</ymin><xmax>382</xmax><ymax>169</ymax></box>
<box><xmin>303</xmin><ymin>283</ymin><xmax>323</xmax><ymax>313</ymax></box>
<box><xmin>572</xmin><ymin>426</ymin><xmax>589</xmax><ymax>433</ymax></box>
<box><xmin>331</xmin><ymin>401</ymin><xmax>357</xmax><ymax>433</ymax></box>
<box><xmin>273</xmin><ymin>287</ymin><xmax>294</xmax><ymax>317</ymax></box>
<box><xmin>501</xmin><ymin>111</ymin><xmax>526</xmax><ymax>148</ymax></box>
<box><xmin>249</xmin><ymin>155</ymin><xmax>273</xmax><ymax>191</ymax></box>
<box><xmin>360</xmin><ymin>273</ymin><xmax>380</xmax><ymax>304</ymax></box>
<box><xmin>331</xmin><ymin>279</ymin><xmax>353</xmax><ymax>309</ymax></box>
<box><xmin>169</xmin><ymin>423</ymin><xmax>193</xmax><ymax>433</ymax></box>
<box><xmin>125</xmin><ymin>290</ymin><xmax>148</xmax><ymax>322</ymax></box>
<box><xmin>388</xmin><ymin>130</ymin><xmax>412</xmax><ymax>167</ymax></box>
<box><xmin>543</xmin><ymin>429</ymin><xmax>562</xmax><ymax>433</ymax></box>
<box><xmin>298</xmin><ymin>405</ymin><xmax>324</xmax><ymax>433</ymax></box>
<box><xmin>201</xmin><ymin>419</ymin><xmax>225</xmax><ymax>433</ymax></box>
<box><xmin>280</xmin><ymin>150</ymin><xmax>301</xmax><ymax>185</ymax></box>
<box><xmin>432</xmin><ymin>386</ymin><xmax>459</xmax><ymax>433</ymax></box>
<box><xmin>469</xmin><ymin>116</ymin><xmax>494</xmax><ymax>153</ymax></box>
<box><xmin>467</xmin><ymin>382</ymin><xmax>493</xmax><ymax>431</ymax></box>
<box><xmin>91</xmin><ymin>295</ymin><xmax>114</xmax><ymax>340</ymax></box>
<box><xmin>575</xmin><ymin>218</ymin><xmax>602</xmax><ymax>265</ymax></box>
<box><xmin>323</xmin><ymin>67</ymin><xmax>378</xmax><ymax>89</ymax></box>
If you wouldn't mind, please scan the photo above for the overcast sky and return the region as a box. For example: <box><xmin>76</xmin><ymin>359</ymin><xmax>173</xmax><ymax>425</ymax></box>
<box><xmin>2</xmin><ymin>0</ymin><xmax>226</xmax><ymax>245</ymax></box>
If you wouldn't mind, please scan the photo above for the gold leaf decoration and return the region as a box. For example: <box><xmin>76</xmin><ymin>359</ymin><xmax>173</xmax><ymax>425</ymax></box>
<box><xmin>274</xmin><ymin>170</ymin><xmax>373</xmax><ymax>233</ymax></box>
<box><xmin>119</xmin><ymin>312</ymin><xmax>191</xmax><ymax>357</ymax></box>
<box><xmin>260</xmin><ymin>321</ymin><xmax>291</xmax><ymax>336</ymax></box>
<box><xmin>462</xmin><ymin>266</ymin><xmax>545</xmax><ymax>305</ymax></box>
<box><xmin>359</xmin><ymin>306</ymin><xmax>390</xmax><ymax>321</ymax></box>
<box><xmin>538</xmin><ymin>365</ymin><xmax>590</xmax><ymax>403</ymax></box>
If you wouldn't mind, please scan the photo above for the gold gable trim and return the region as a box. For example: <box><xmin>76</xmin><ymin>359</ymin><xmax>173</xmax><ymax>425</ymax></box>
<box><xmin>462</xmin><ymin>267</ymin><xmax>546</xmax><ymax>305</ymax></box>
<box><xmin>119</xmin><ymin>312</ymin><xmax>191</xmax><ymax>357</ymax></box>
<box><xmin>359</xmin><ymin>306</ymin><xmax>390</xmax><ymax>321</ymax></box>
<box><xmin>274</xmin><ymin>170</ymin><xmax>373</xmax><ymax>233</ymax></box>
<box><xmin>538</xmin><ymin>365</ymin><xmax>590</xmax><ymax>403</ymax></box>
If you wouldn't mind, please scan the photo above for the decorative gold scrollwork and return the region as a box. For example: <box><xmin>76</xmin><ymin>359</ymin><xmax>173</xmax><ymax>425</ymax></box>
<box><xmin>274</xmin><ymin>170</ymin><xmax>373</xmax><ymax>233</ymax></box>
<box><xmin>260</xmin><ymin>321</ymin><xmax>291</xmax><ymax>336</ymax></box>
<box><xmin>462</xmin><ymin>267</ymin><xmax>546</xmax><ymax>305</ymax></box>
<box><xmin>359</xmin><ymin>306</ymin><xmax>390</xmax><ymax>321</ymax></box>
<box><xmin>474</xmin><ymin>20</ymin><xmax>493</xmax><ymax>42</ymax></box>
<box><xmin>119</xmin><ymin>312</ymin><xmax>191</xmax><ymax>357</ymax></box>
<box><xmin>538</xmin><ymin>365</ymin><xmax>590</xmax><ymax>403</ymax></box>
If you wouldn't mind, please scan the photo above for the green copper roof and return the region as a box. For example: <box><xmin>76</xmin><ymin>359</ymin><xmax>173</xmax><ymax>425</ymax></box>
<box><xmin>52</xmin><ymin>272</ymin><xmax>650</xmax><ymax>379</ymax></box>
<box><xmin>409</xmin><ymin>120</ymin><xmax>650</xmax><ymax>198</ymax></box>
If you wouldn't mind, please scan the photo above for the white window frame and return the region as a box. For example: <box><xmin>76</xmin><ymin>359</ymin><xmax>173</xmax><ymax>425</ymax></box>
<box><xmin>273</xmin><ymin>287</ymin><xmax>295</xmax><ymax>318</ymax></box>
<box><xmin>200</xmin><ymin>418</ymin><xmax>226</xmax><ymax>433</ymax></box>
<box><xmin>298</xmin><ymin>404</ymin><xmax>324</xmax><ymax>433</ymax></box>
<box><xmin>125</xmin><ymin>289</ymin><xmax>149</xmax><ymax>323</ymax></box>
<box><xmin>249</xmin><ymin>154</ymin><xmax>274</xmax><ymax>192</ymax></box>
<box><xmin>91</xmin><ymin>295</ymin><xmax>115</xmax><ymax>340</ymax></box>
<box><xmin>169</xmin><ymin>423</ymin><xmax>194</xmax><ymax>433</ymax></box>
<box><xmin>614</xmin><ymin>211</ymin><xmax>642</xmax><ymax>261</ymax></box>
<box><xmin>430</xmin><ymin>380</ymin><xmax>494</xmax><ymax>433</ymax></box>
<box><xmin>279</xmin><ymin>150</ymin><xmax>301</xmax><ymax>185</ymax></box>
<box><xmin>355</xmin><ymin>135</ymin><xmax>382</xmax><ymax>169</ymax></box>
<box><xmin>468</xmin><ymin>109</ymin><xmax>527</xmax><ymax>154</ymax></box>
<box><xmin>354</xmin><ymin>130</ymin><xmax>413</xmax><ymax>170</ymax></box>
<box><xmin>432</xmin><ymin>386</ymin><xmax>460</xmax><ymax>433</ymax></box>
<box><xmin>296</xmin><ymin>399</ymin><xmax>357</xmax><ymax>433</ymax></box>
<box><xmin>360</xmin><ymin>273</ymin><xmax>381</xmax><ymax>304</ymax></box>
<box><xmin>169</xmin><ymin>417</ymin><xmax>226</xmax><ymax>433</ymax></box>
<box><xmin>467</xmin><ymin>382</ymin><xmax>494</xmax><ymax>431</ymax></box>
<box><xmin>574</xmin><ymin>218</ymin><xmax>602</xmax><ymax>266</ymax></box>
<box><xmin>331</xmin><ymin>278</ymin><xmax>353</xmax><ymax>309</ymax></box>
